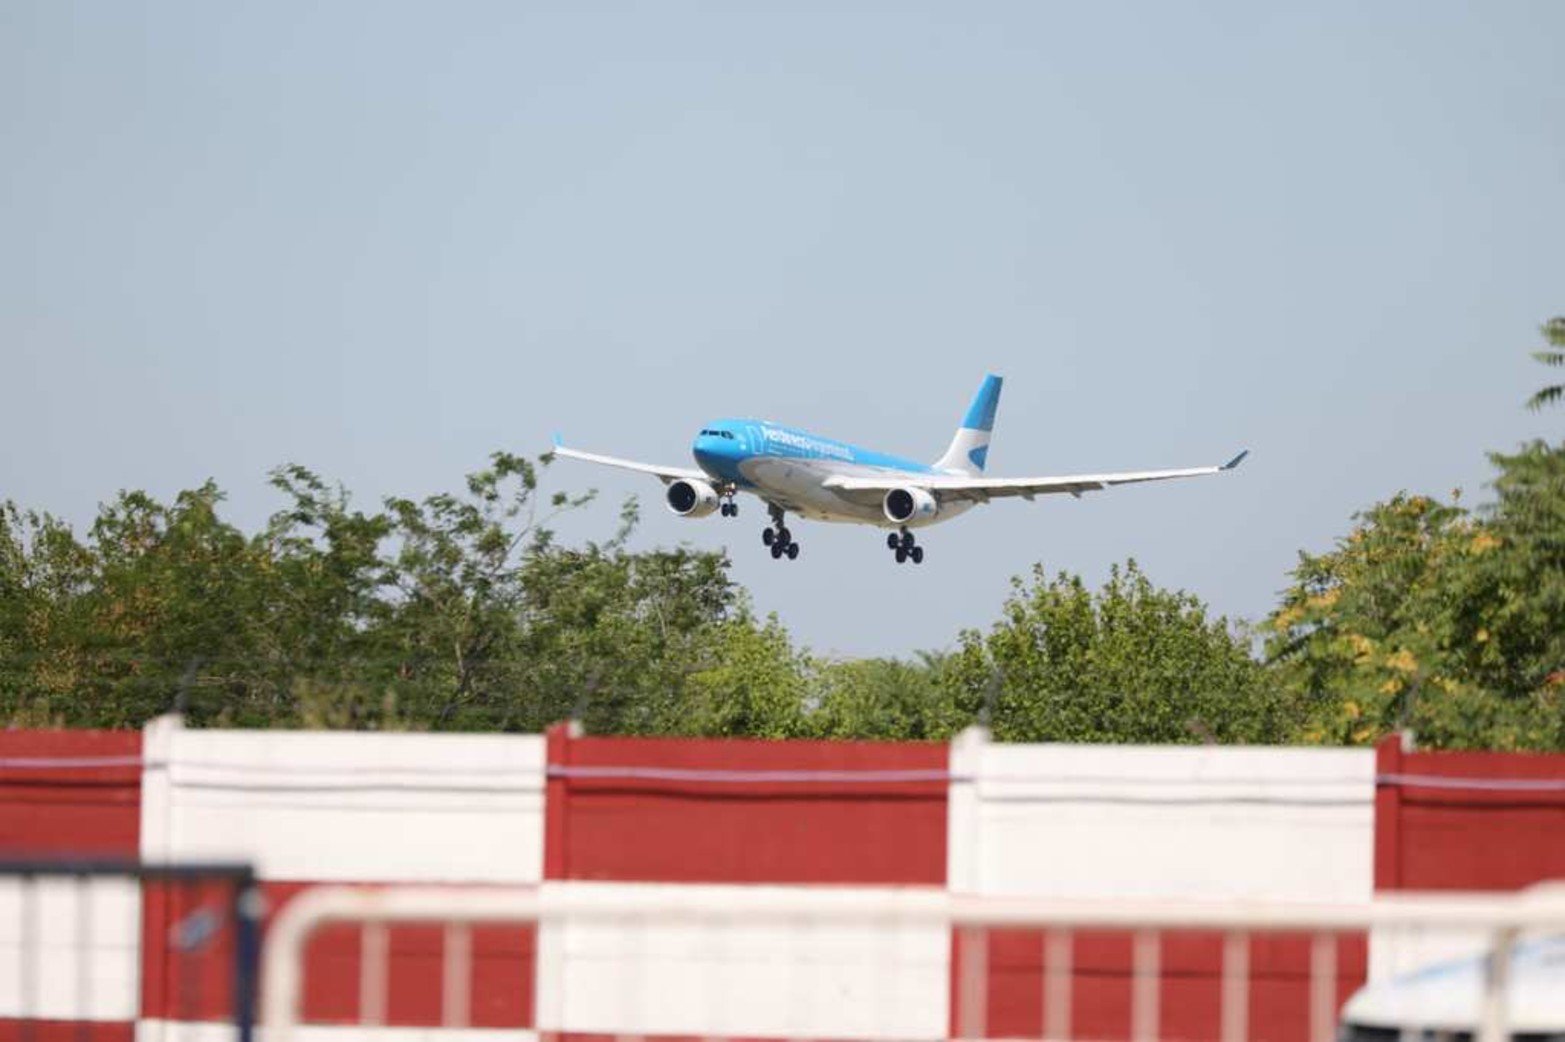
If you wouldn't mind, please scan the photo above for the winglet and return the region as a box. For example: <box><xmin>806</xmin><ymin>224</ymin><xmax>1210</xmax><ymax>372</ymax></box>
<box><xmin>1222</xmin><ymin>449</ymin><xmax>1250</xmax><ymax>471</ymax></box>
<box><xmin>551</xmin><ymin>432</ymin><xmax>564</xmax><ymax>449</ymax></box>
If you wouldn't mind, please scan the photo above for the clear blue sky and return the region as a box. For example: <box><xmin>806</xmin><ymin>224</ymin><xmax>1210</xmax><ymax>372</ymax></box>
<box><xmin>5</xmin><ymin>2</ymin><xmax>1562</xmax><ymax>658</ymax></box>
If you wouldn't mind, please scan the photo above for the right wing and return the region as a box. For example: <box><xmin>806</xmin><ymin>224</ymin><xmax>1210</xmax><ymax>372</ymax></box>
<box><xmin>549</xmin><ymin>434</ymin><xmax>706</xmax><ymax>485</ymax></box>
<box><xmin>823</xmin><ymin>450</ymin><xmax>1249</xmax><ymax>503</ymax></box>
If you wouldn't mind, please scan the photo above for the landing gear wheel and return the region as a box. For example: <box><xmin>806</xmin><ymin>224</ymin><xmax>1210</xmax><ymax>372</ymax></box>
<box><xmin>895</xmin><ymin>546</ymin><xmax>908</xmax><ymax>564</ymax></box>
<box><xmin>728</xmin><ymin>502</ymin><xmax>738</xmax><ymax>517</ymax></box>
<box><xmin>911</xmin><ymin>546</ymin><xmax>924</xmax><ymax>565</ymax></box>
<box><xmin>900</xmin><ymin>530</ymin><xmax>916</xmax><ymax>550</ymax></box>
<box><xmin>771</xmin><ymin>541</ymin><xmax>785</xmax><ymax>559</ymax></box>
<box><xmin>886</xmin><ymin>532</ymin><xmax>899</xmax><ymax>550</ymax></box>
<box><xmin>786</xmin><ymin>542</ymin><xmax>799</xmax><ymax>560</ymax></box>
<box><xmin>778</xmin><ymin>526</ymin><xmax>791</xmax><ymax>546</ymax></box>
<box><xmin>762</xmin><ymin>528</ymin><xmax>775</xmax><ymax>546</ymax></box>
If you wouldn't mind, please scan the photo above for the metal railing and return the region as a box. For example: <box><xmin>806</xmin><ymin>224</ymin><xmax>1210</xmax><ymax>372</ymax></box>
<box><xmin>262</xmin><ymin>885</ymin><xmax>1565</xmax><ymax>1042</ymax></box>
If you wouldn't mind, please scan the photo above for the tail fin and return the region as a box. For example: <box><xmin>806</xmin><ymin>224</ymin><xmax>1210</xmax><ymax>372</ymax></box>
<box><xmin>934</xmin><ymin>373</ymin><xmax>1003</xmax><ymax>475</ymax></box>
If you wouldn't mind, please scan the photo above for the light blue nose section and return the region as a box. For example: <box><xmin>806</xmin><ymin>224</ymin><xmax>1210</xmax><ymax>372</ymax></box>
<box><xmin>692</xmin><ymin>427</ymin><xmax>746</xmax><ymax>484</ymax></box>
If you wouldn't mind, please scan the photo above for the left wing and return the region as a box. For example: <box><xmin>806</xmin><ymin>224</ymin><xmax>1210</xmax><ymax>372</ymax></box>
<box><xmin>548</xmin><ymin>434</ymin><xmax>707</xmax><ymax>485</ymax></box>
<box><xmin>823</xmin><ymin>450</ymin><xmax>1249</xmax><ymax>503</ymax></box>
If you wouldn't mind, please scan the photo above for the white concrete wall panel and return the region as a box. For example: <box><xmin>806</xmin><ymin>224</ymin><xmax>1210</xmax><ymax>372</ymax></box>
<box><xmin>141</xmin><ymin>716</ymin><xmax>546</xmax><ymax>884</ymax></box>
<box><xmin>949</xmin><ymin>729</ymin><xmax>1376</xmax><ymax>902</ymax></box>
<box><xmin>535</xmin><ymin>882</ymin><xmax>950</xmax><ymax>1042</ymax></box>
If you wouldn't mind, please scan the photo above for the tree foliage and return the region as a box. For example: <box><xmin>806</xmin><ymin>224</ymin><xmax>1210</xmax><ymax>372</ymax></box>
<box><xmin>1265</xmin><ymin>447</ymin><xmax>1565</xmax><ymax>750</ymax></box>
<box><xmin>945</xmin><ymin>560</ymin><xmax>1288</xmax><ymax>744</ymax></box>
<box><xmin>1526</xmin><ymin>316</ymin><xmax>1565</xmax><ymax>412</ymax></box>
<box><xmin>0</xmin><ymin>454</ymin><xmax>797</xmax><ymax>733</ymax></box>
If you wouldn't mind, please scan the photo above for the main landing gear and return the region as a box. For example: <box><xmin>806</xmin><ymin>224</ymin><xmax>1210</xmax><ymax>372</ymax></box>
<box><xmin>762</xmin><ymin>504</ymin><xmax>800</xmax><ymax>561</ymax></box>
<box><xmin>887</xmin><ymin>528</ymin><xmax>925</xmax><ymax>565</ymax></box>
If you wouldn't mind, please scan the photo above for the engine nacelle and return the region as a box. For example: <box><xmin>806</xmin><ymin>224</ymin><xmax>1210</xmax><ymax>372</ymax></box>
<box><xmin>883</xmin><ymin>486</ymin><xmax>938</xmax><ymax>525</ymax></box>
<box><xmin>666</xmin><ymin>478</ymin><xmax>721</xmax><ymax>518</ymax></box>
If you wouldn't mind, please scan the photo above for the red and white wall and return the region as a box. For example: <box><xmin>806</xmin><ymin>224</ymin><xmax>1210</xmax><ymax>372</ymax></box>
<box><xmin>3</xmin><ymin>720</ymin><xmax>1565</xmax><ymax>1042</ymax></box>
<box><xmin>138</xmin><ymin>714</ymin><xmax>546</xmax><ymax>1040</ymax></box>
<box><xmin>538</xmin><ymin>726</ymin><xmax>950</xmax><ymax>1042</ymax></box>
<box><xmin>949</xmin><ymin>729</ymin><xmax>1375</xmax><ymax>1042</ymax></box>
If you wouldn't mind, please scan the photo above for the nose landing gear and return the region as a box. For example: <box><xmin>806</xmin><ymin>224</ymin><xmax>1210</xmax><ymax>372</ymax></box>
<box><xmin>719</xmin><ymin>487</ymin><xmax>739</xmax><ymax>517</ymax></box>
<box><xmin>888</xmin><ymin>528</ymin><xmax>924</xmax><ymax>565</ymax></box>
<box><xmin>762</xmin><ymin>505</ymin><xmax>799</xmax><ymax>561</ymax></box>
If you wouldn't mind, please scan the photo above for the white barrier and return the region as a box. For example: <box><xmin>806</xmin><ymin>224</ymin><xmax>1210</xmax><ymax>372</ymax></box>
<box><xmin>262</xmin><ymin>885</ymin><xmax>1565</xmax><ymax>1042</ymax></box>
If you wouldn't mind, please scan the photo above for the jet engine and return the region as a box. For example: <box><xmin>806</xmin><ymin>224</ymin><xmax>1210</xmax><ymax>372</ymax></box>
<box><xmin>666</xmin><ymin>478</ymin><xmax>721</xmax><ymax>518</ymax></box>
<box><xmin>883</xmin><ymin>487</ymin><xmax>938</xmax><ymax>525</ymax></box>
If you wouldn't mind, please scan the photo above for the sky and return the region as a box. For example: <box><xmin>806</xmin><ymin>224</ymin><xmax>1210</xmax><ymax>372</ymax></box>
<box><xmin>5</xmin><ymin>2</ymin><xmax>1563</xmax><ymax>659</ymax></box>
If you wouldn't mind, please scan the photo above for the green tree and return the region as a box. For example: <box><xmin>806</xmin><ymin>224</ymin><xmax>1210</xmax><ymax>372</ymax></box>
<box><xmin>511</xmin><ymin>539</ymin><xmax>742</xmax><ymax>734</ymax></box>
<box><xmin>807</xmin><ymin>653</ymin><xmax>966</xmax><ymax>740</ymax></box>
<box><xmin>1</xmin><ymin>451</ymin><xmax>811</xmax><ymax>735</ymax></box>
<box><xmin>1472</xmin><ymin>440</ymin><xmax>1565</xmax><ymax>696</ymax></box>
<box><xmin>1525</xmin><ymin>316</ymin><xmax>1565</xmax><ymax>411</ymax></box>
<box><xmin>1264</xmin><ymin>450</ymin><xmax>1565</xmax><ymax>749</ymax></box>
<box><xmin>1264</xmin><ymin>493</ymin><xmax>1493</xmax><ymax>743</ymax></box>
<box><xmin>676</xmin><ymin>609</ymin><xmax>810</xmax><ymax>738</ymax></box>
<box><xmin>947</xmin><ymin>560</ymin><xmax>1283</xmax><ymax>744</ymax></box>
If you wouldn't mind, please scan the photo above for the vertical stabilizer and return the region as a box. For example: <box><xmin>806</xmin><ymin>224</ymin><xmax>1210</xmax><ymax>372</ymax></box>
<box><xmin>934</xmin><ymin>373</ymin><xmax>1003</xmax><ymax>475</ymax></box>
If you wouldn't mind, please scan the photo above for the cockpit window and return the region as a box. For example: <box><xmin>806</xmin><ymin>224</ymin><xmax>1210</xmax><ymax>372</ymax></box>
<box><xmin>700</xmin><ymin>429</ymin><xmax>736</xmax><ymax>439</ymax></box>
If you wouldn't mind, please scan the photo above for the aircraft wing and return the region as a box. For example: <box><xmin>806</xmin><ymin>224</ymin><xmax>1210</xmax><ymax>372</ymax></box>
<box><xmin>823</xmin><ymin>450</ymin><xmax>1249</xmax><ymax>503</ymax></box>
<box><xmin>549</xmin><ymin>434</ymin><xmax>707</xmax><ymax>485</ymax></box>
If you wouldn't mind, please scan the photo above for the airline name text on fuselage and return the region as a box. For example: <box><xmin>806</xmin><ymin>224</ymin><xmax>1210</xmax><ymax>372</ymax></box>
<box><xmin>761</xmin><ymin>425</ymin><xmax>853</xmax><ymax>461</ymax></box>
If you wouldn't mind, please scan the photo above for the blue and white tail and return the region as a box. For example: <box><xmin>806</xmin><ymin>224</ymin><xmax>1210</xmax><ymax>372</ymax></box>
<box><xmin>934</xmin><ymin>373</ymin><xmax>1003</xmax><ymax>475</ymax></box>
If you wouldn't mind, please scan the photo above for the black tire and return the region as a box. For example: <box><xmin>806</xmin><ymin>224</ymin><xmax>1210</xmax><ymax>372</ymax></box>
<box><xmin>729</xmin><ymin>503</ymin><xmax>738</xmax><ymax>517</ymax></box>
<box><xmin>895</xmin><ymin>547</ymin><xmax>908</xmax><ymax>564</ymax></box>
<box><xmin>901</xmin><ymin>531</ymin><xmax>915</xmax><ymax>550</ymax></box>
<box><xmin>762</xmin><ymin>528</ymin><xmax>774</xmax><ymax>546</ymax></box>
<box><xmin>786</xmin><ymin>542</ymin><xmax>799</xmax><ymax>560</ymax></box>
<box><xmin>911</xmin><ymin>546</ymin><xmax>924</xmax><ymax>564</ymax></box>
<box><xmin>886</xmin><ymin>532</ymin><xmax>899</xmax><ymax>550</ymax></box>
<box><xmin>778</xmin><ymin>526</ymin><xmax>791</xmax><ymax>545</ymax></box>
<box><xmin>771</xmin><ymin>541</ymin><xmax>785</xmax><ymax>559</ymax></box>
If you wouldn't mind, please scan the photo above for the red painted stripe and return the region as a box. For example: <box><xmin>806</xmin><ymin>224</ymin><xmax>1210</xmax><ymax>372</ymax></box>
<box><xmin>0</xmin><ymin>731</ymin><xmax>140</xmax><ymax>857</ymax></box>
<box><xmin>545</xmin><ymin>733</ymin><xmax>948</xmax><ymax>884</ymax></box>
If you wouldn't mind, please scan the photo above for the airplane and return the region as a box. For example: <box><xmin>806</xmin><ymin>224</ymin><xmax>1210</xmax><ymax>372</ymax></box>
<box><xmin>550</xmin><ymin>374</ymin><xmax>1247</xmax><ymax>565</ymax></box>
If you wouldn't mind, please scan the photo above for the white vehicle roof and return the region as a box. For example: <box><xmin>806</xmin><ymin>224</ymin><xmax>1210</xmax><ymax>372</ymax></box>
<box><xmin>1341</xmin><ymin>933</ymin><xmax>1565</xmax><ymax>1034</ymax></box>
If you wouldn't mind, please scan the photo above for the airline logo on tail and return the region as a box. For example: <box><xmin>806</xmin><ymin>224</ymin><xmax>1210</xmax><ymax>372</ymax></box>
<box><xmin>935</xmin><ymin>373</ymin><xmax>1003</xmax><ymax>476</ymax></box>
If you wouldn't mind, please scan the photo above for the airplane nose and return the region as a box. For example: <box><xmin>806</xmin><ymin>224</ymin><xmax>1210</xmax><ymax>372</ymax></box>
<box><xmin>693</xmin><ymin>434</ymin><xmax>739</xmax><ymax>474</ymax></box>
